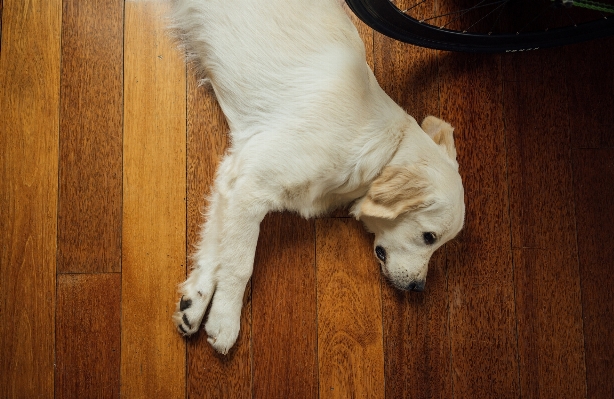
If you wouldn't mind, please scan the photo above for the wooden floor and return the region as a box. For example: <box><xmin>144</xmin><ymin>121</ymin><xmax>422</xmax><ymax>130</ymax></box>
<box><xmin>2</xmin><ymin>0</ymin><xmax>614</xmax><ymax>398</ymax></box>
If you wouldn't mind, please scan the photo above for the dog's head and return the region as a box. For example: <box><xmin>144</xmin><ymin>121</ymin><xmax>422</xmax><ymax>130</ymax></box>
<box><xmin>351</xmin><ymin>116</ymin><xmax>465</xmax><ymax>292</ymax></box>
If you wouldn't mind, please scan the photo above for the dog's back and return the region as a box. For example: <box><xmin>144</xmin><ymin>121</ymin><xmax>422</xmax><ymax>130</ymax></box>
<box><xmin>171</xmin><ymin>0</ymin><xmax>379</xmax><ymax>133</ymax></box>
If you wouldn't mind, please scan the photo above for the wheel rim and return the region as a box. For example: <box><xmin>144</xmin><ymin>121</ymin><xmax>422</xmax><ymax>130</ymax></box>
<box><xmin>346</xmin><ymin>0</ymin><xmax>614</xmax><ymax>51</ymax></box>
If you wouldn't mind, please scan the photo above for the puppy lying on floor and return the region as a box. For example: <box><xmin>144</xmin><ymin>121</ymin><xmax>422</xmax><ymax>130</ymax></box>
<box><xmin>171</xmin><ymin>0</ymin><xmax>465</xmax><ymax>354</ymax></box>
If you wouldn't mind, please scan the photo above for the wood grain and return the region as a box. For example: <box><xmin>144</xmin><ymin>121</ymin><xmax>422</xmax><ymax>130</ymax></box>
<box><xmin>316</xmin><ymin>218</ymin><xmax>385</xmax><ymax>398</ymax></box>
<box><xmin>567</xmin><ymin>38</ymin><xmax>614</xmax><ymax>149</ymax></box>
<box><xmin>57</xmin><ymin>0</ymin><xmax>123</xmax><ymax>273</ymax></box>
<box><xmin>373</xmin><ymin>4</ymin><xmax>452</xmax><ymax>394</ymax></box>
<box><xmin>381</xmin><ymin>249</ymin><xmax>451</xmax><ymax>399</ymax></box>
<box><xmin>373</xmin><ymin>0</ymin><xmax>439</xmax><ymax>124</ymax></box>
<box><xmin>503</xmin><ymin>50</ymin><xmax>586</xmax><ymax>398</ymax></box>
<box><xmin>56</xmin><ymin>274</ymin><xmax>121</xmax><ymax>398</ymax></box>
<box><xmin>0</xmin><ymin>0</ymin><xmax>61</xmax><ymax>397</ymax></box>
<box><xmin>185</xmin><ymin>66</ymin><xmax>253</xmax><ymax>399</ymax></box>
<box><xmin>573</xmin><ymin>149</ymin><xmax>614</xmax><ymax>398</ymax></box>
<box><xmin>121</xmin><ymin>1</ymin><xmax>186</xmax><ymax>397</ymax></box>
<box><xmin>439</xmin><ymin>52</ymin><xmax>519</xmax><ymax>399</ymax></box>
<box><xmin>252</xmin><ymin>213</ymin><xmax>318</xmax><ymax>398</ymax></box>
<box><xmin>1</xmin><ymin>0</ymin><xmax>3</xmax><ymax>54</ymax></box>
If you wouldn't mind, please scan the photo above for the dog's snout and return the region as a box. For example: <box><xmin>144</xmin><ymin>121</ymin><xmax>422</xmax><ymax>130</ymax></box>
<box><xmin>406</xmin><ymin>280</ymin><xmax>426</xmax><ymax>292</ymax></box>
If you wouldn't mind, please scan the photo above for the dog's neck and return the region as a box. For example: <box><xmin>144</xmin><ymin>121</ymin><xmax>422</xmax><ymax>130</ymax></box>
<box><xmin>388</xmin><ymin>116</ymin><xmax>434</xmax><ymax>167</ymax></box>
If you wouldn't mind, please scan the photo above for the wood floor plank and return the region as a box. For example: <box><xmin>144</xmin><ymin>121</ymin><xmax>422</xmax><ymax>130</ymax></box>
<box><xmin>1</xmin><ymin>0</ymin><xmax>3</xmax><ymax>53</ymax></box>
<box><xmin>252</xmin><ymin>213</ymin><xmax>318</xmax><ymax>398</ymax></box>
<box><xmin>381</xmin><ymin>249</ymin><xmax>451</xmax><ymax>399</ymax></box>
<box><xmin>438</xmin><ymin>52</ymin><xmax>519</xmax><ymax>399</ymax></box>
<box><xmin>316</xmin><ymin>218</ymin><xmax>385</xmax><ymax>398</ymax></box>
<box><xmin>573</xmin><ymin>149</ymin><xmax>614</xmax><ymax>398</ymax></box>
<box><xmin>373</xmin><ymin>6</ymin><xmax>439</xmax><ymax>123</ymax></box>
<box><xmin>185</xmin><ymin>68</ymin><xmax>252</xmax><ymax>399</ymax></box>
<box><xmin>56</xmin><ymin>274</ymin><xmax>121</xmax><ymax>398</ymax></box>
<box><xmin>58</xmin><ymin>0</ymin><xmax>123</xmax><ymax>273</ymax></box>
<box><xmin>373</xmin><ymin>5</ymin><xmax>453</xmax><ymax>394</ymax></box>
<box><xmin>503</xmin><ymin>50</ymin><xmax>586</xmax><ymax>399</ymax></box>
<box><xmin>566</xmin><ymin>38</ymin><xmax>614</xmax><ymax>149</ymax></box>
<box><xmin>0</xmin><ymin>0</ymin><xmax>61</xmax><ymax>397</ymax></box>
<box><xmin>121</xmin><ymin>1</ymin><xmax>186</xmax><ymax>397</ymax></box>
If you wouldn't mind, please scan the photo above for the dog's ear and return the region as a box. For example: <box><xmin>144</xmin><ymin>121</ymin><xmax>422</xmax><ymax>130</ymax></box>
<box><xmin>352</xmin><ymin>165</ymin><xmax>432</xmax><ymax>220</ymax></box>
<box><xmin>421</xmin><ymin>116</ymin><xmax>458</xmax><ymax>164</ymax></box>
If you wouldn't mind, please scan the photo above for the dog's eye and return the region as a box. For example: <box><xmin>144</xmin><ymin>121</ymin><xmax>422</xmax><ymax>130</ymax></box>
<box><xmin>423</xmin><ymin>232</ymin><xmax>437</xmax><ymax>245</ymax></box>
<box><xmin>375</xmin><ymin>246</ymin><xmax>386</xmax><ymax>263</ymax></box>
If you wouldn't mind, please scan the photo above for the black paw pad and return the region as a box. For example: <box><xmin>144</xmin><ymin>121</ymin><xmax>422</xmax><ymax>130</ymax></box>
<box><xmin>182</xmin><ymin>314</ymin><xmax>192</xmax><ymax>329</ymax></box>
<box><xmin>179</xmin><ymin>296</ymin><xmax>192</xmax><ymax>311</ymax></box>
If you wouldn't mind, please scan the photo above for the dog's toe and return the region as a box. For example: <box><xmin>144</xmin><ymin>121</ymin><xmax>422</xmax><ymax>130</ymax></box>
<box><xmin>173</xmin><ymin>295</ymin><xmax>208</xmax><ymax>336</ymax></box>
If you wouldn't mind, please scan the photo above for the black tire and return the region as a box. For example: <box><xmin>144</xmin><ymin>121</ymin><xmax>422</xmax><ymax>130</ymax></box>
<box><xmin>345</xmin><ymin>0</ymin><xmax>614</xmax><ymax>52</ymax></box>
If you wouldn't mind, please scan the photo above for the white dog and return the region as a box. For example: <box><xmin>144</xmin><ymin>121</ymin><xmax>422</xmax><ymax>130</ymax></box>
<box><xmin>170</xmin><ymin>0</ymin><xmax>465</xmax><ymax>354</ymax></box>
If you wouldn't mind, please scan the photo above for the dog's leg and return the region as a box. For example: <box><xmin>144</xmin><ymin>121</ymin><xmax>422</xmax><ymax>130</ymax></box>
<box><xmin>172</xmin><ymin>190</ymin><xmax>222</xmax><ymax>338</ymax></box>
<box><xmin>173</xmin><ymin>158</ymin><xmax>268</xmax><ymax>354</ymax></box>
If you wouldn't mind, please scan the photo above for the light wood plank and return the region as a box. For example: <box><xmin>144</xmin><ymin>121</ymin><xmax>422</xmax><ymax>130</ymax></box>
<box><xmin>317</xmin><ymin>218</ymin><xmax>385</xmax><ymax>398</ymax></box>
<box><xmin>56</xmin><ymin>274</ymin><xmax>121</xmax><ymax>398</ymax></box>
<box><xmin>252</xmin><ymin>213</ymin><xmax>317</xmax><ymax>398</ymax></box>
<box><xmin>58</xmin><ymin>0</ymin><xmax>123</xmax><ymax>273</ymax></box>
<box><xmin>439</xmin><ymin>52</ymin><xmax>519</xmax><ymax>398</ymax></box>
<box><xmin>0</xmin><ymin>1</ymin><xmax>3</xmax><ymax>53</ymax></box>
<box><xmin>503</xmin><ymin>49</ymin><xmax>586</xmax><ymax>398</ymax></box>
<box><xmin>573</xmin><ymin>149</ymin><xmax>614</xmax><ymax>398</ymax></box>
<box><xmin>0</xmin><ymin>0</ymin><xmax>61</xmax><ymax>397</ymax></box>
<box><xmin>121</xmin><ymin>1</ymin><xmax>186</xmax><ymax>397</ymax></box>
<box><xmin>185</xmin><ymin>66</ymin><xmax>252</xmax><ymax>398</ymax></box>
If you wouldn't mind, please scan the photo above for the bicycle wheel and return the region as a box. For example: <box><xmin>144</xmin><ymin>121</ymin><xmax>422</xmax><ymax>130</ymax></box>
<box><xmin>345</xmin><ymin>0</ymin><xmax>614</xmax><ymax>52</ymax></box>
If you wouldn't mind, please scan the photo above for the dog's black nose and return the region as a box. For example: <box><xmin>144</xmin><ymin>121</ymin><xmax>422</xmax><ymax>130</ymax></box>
<box><xmin>407</xmin><ymin>280</ymin><xmax>425</xmax><ymax>292</ymax></box>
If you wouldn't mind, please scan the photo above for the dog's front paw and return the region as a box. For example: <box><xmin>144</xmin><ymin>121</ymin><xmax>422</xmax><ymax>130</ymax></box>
<box><xmin>204</xmin><ymin>296</ymin><xmax>242</xmax><ymax>355</ymax></box>
<box><xmin>172</xmin><ymin>293</ymin><xmax>210</xmax><ymax>336</ymax></box>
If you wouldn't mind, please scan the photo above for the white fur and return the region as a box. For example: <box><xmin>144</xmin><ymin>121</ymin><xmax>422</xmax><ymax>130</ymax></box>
<box><xmin>170</xmin><ymin>0</ymin><xmax>465</xmax><ymax>354</ymax></box>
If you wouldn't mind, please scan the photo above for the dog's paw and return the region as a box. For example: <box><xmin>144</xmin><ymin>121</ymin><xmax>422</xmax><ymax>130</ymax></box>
<box><xmin>204</xmin><ymin>296</ymin><xmax>242</xmax><ymax>355</ymax></box>
<box><xmin>172</xmin><ymin>293</ymin><xmax>209</xmax><ymax>336</ymax></box>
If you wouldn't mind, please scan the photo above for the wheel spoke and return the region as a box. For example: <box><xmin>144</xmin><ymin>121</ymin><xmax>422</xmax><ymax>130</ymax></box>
<box><xmin>420</xmin><ymin>0</ymin><xmax>509</xmax><ymax>23</ymax></box>
<box><xmin>462</xmin><ymin>1</ymin><xmax>513</xmax><ymax>32</ymax></box>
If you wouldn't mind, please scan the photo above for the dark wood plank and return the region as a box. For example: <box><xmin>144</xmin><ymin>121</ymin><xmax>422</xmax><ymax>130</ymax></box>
<box><xmin>252</xmin><ymin>213</ymin><xmax>317</xmax><ymax>398</ymax></box>
<box><xmin>567</xmin><ymin>38</ymin><xmax>614</xmax><ymax>149</ymax></box>
<box><xmin>56</xmin><ymin>274</ymin><xmax>121</xmax><ymax>398</ymax></box>
<box><xmin>503</xmin><ymin>49</ymin><xmax>586</xmax><ymax>398</ymax></box>
<box><xmin>512</xmin><ymin>249</ymin><xmax>586</xmax><ymax>399</ymax></box>
<box><xmin>373</xmin><ymin>2</ymin><xmax>452</xmax><ymax>394</ymax></box>
<box><xmin>186</xmin><ymin>68</ymin><xmax>252</xmax><ymax>399</ymax></box>
<box><xmin>121</xmin><ymin>2</ymin><xmax>186</xmax><ymax>397</ymax></box>
<box><xmin>439</xmin><ymin>52</ymin><xmax>519</xmax><ymax>398</ymax></box>
<box><xmin>316</xmin><ymin>218</ymin><xmax>385</xmax><ymax>398</ymax></box>
<box><xmin>573</xmin><ymin>149</ymin><xmax>614</xmax><ymax>399</ymax></box>
<box><xmin>58</xmin><ymin>0</ymin><xmax>123</xmax><ymax>273</ymax></box>
<box><xmin>0</xmin><ymin>0</ymin><xmax>61</xmax><ymax>397</ymax></box>
<box><xmin>381</xmin><ymin>249</ymin><xmax>451</xmax><ymax>399</ymax></box>
<box><xmin>373</xmin><ymin>10</ymin><xmax>439</xmax><ymax>123</ymax></box>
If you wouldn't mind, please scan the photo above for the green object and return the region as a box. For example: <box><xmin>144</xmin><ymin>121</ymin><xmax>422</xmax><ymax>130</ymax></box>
<box><xmin>553</xmin><ymin>0</ymin><xmax>614</xmax><ymax>13</ymax></box>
